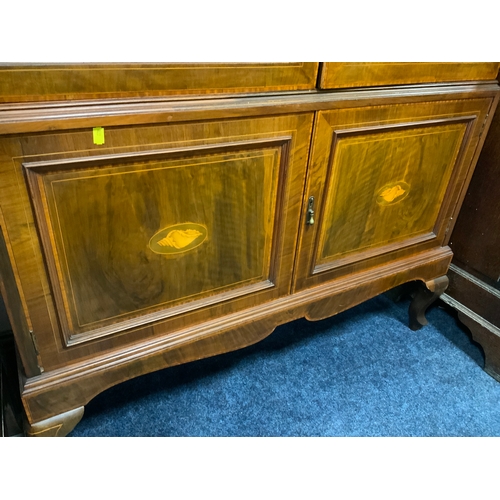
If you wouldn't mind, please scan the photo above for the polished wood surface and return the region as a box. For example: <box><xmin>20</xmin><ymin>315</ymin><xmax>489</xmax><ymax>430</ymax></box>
<box><xmin>0</xmin><ymin>114</ymin><xmax>313</xmax><ymax>369</ymax></box>
<box><xmin>0</xmin><ymin>63</ymin><xmax>319</xmax><ymax>103</ymax></box>
<box><xmin>0</xmin><ymin>63</ymin><xmax>498</xmax><ymax>435</ymax></box>
<box><xmin>317</xmin><ymin>122</ymin><xmax>463</xmax><ymax>261</ymax></box>
<box><xmin>1</xmin><ymin>82</ymin><xmax>499</xmax><ymax>135</ymax></box>
<box><xmin>293</xmin><ymin>97</ymin><xmax>494</xmax><ymax>292</ymax></box>
<box><xmin>409</xmin><ymin>276</ymin><xmax>449</xmax><ymax>330</ymax></box>
<box><xmin>320</xmin><ymin>63</ymin><xmax>500</xmax><ymax>89</ymax></box>
<box><xmin>26</xmin><ymin>140</ymin><xmax>285</xmax><ymax>342</ymax></box>
<box><xmin>24</xmin><ymin>406</ymin><xmax>84</xmax><ymax>437</ymax></box>
<box><xmin>0</xmin><ymin>228</ymin><xmax>41</xmax><ymax>376</ymax></box>
<box><xmin>23</xmin><ymin>247</ymin><xmax>452</xmax><ymax>425</ymax></box>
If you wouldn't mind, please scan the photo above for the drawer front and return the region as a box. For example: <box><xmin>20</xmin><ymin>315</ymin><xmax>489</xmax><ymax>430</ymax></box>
<box><xmin>320</xmin><ymin>63</ymin><xmax>499</xmax><ymax>89</ymax></box>
<box><xmin>293</xmin><ymin>96</ymin><xmax>494</xmax><ymax>292</ymax></box>
<box><xmin>0</xmin><ymin>63</ymin><xmax>319</xmax><ymax>103</ymax></box>
<box><xmin>0</xmin><ymin>113</ymin><xmax>313</xmax><ymax>369</ymax></box>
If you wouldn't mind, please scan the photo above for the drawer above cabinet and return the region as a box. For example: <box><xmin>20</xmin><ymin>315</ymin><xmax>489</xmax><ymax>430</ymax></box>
<box><xmin>0</xmin><ymin>63</ymin><xmax>319</xmax><ymax>103</ymax></box>
<box><xmin>319</xmin><ymin>63</ymin><xmax>500</xmax><ymax>89</ymax></box>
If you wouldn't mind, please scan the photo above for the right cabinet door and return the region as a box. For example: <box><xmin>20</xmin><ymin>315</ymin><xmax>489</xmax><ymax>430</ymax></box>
<box><xmin>293</xmin><ymin>96</ymin><xmax>494</xmax><ymax>292</ymax></box>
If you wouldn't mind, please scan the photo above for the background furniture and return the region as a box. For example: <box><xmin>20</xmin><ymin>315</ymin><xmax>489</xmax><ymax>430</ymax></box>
<box><xmin>442</xmin><ymin>73</ymin><xmax>500</xmax><ymax>382</ymax></box>
<box><xmin>0</xmin><ymin>63</ymin><xmax>498</xmax><ymax>436</ymax></box>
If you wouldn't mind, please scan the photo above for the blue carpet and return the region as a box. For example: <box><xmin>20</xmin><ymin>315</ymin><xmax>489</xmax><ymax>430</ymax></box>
<box><xmin>68</xmin><ymin>294</ymin><xmax>500</xmax><ymax>437</ymax></box>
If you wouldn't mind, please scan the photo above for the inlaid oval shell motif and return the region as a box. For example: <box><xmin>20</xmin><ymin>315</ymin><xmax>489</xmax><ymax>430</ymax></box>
<box><xmin>149</xmin><ymin>223</ymin><xmax>208</xmax><ymax>255</ymax></box>
<box><xmin>376</xmin><ymin>181</ymin><xmax>410</xmax><ymax>206</ymax></box>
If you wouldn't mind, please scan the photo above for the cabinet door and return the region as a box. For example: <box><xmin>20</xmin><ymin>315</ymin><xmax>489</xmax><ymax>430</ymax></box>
<box><xmin>0</xmin><ymin>113</ymin><xmax>313</xmax><ymax>371</ymax></box>
<box><xmin>293</xmin><ymin>97</ymin><xmax>493</xmax><ymax>292</ymax></box>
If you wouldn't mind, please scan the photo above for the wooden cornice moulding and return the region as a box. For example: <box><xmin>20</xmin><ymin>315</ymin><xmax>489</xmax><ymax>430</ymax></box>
<box><xmin>0</xmin><ymin>82</ymin><xmax>499</xmax><ymax>135</ymax></box>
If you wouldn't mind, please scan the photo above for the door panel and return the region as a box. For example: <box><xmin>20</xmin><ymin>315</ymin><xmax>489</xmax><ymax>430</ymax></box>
<box><xmin>294</xmin><ymin>98</ymin><xmax>492</xmax><ymax>292</ymax></box>
<box><xmin>25</xmin><ymin>142</ymin><xmax>286</xmax><ymax>343</ymax></box>
<box><xmin>0</xmin><ymin>113</ymin><xmax>313</xmax><ymax>366</ymax></box>
<box><xmin>317</xmin><ymin>120</ymin><xmax>466</xmax><ymax>267</ymax></box>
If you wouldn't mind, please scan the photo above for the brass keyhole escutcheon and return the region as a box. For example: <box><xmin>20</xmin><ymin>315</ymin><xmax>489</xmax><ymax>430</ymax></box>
<box><xmin>306</xmin><ymin>196</ymin><xmax>315</xmax><ymax>225</ymax></box>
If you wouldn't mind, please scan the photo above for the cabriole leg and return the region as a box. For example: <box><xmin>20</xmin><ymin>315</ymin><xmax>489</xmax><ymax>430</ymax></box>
<box><xmin>409</xmin><ymin>276</ymin><xmax>449</xmax><ymax>331</ymax></box>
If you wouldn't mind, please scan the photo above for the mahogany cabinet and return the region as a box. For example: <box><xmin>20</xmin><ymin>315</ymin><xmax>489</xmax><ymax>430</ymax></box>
<box><xmin>0</xmin><ymin>63</ymin><xmax>498</xmax><ymax>436</ymax></box>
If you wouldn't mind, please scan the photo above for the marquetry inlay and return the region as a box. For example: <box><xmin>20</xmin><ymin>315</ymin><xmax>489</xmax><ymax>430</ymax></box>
<box><xmin>149</xmin><ymin>223</ymin><xmax>208</xmax><ymax>255</ymax></box>
<box><xmin>376</xmin><ymin>181</ymin><xmax>410</xmax><ymax>206</ymax></box>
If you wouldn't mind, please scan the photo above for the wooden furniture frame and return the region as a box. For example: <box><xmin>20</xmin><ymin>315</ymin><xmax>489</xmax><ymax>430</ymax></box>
<box><xmin>443</xmin><ymin>84</ymin><xmax>500</xmax><ymax>382</ymax></box>
<box><xmin>0</xmin><ymin>63</ymin><xmax>498</xmax><ymax>436</ymax></box>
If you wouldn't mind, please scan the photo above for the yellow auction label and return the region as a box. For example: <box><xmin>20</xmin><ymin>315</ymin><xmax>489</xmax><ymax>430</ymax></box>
<box><xmin>148</xmin><ymin>223</ymin><xmax>208</xmax><ymax>255</ymax></box>
<box><xmin>93</xmin><ymin>127</ymin><xmax>105</xmax><ymax>145</ymax></box>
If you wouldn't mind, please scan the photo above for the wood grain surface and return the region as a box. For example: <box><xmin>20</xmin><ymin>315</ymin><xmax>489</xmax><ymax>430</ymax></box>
<box><xmin>0</xmin><ymin>63</ymin><xmax>319</xmax><ymax>103</ymax></box>
<box><xmin>293</xmin><ymin>96</ymin><xmax>495</xmax><ymax>292</ymax></box>
<box><xmin>0</xmin><ymin>68</ymin><xmax>498</xmax><ymax>431</ymax></box>
<box><xmin>22</xmin><ymin>246</ymin><xmax>452</xmax><ymax>425</ymax></box>
<box><xmin>316</xmin><ymin>121</ymin><xmax>466</xmax><ymax>262</ymax></box>
<box><xmin>320</xmin><ymin>62</ymin><xmax>500</xmax><ymax>89</ymax></box>
<box><xmin>1</xmin><ymin>82</ymin><xmax>498</xmax><ymax>135</ymax></box>
<box><xmin>26</xmin><ymin>142</ymin><xmax>284</xmax><ymax>341</ymax></box>
<box><xmin>0</xmin><ymin>113</ymin><xmax>314</xmax><ymax>370</ymax></box>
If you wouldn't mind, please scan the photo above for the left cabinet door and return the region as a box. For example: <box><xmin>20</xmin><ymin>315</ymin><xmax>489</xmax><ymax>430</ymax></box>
<box><xmin>0</xmin><ymin>113</ymin><xmax>313</xmax><ymax>372</ymax></box>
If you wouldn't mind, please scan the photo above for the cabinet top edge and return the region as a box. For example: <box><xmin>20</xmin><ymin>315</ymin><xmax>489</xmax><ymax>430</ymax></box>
<box><xmin>1</xmin><ymin>80</ymin><xmax>498</xmax><ymax>111</ymax></box>
<box><xmin>0</xmin><ymin>81</ymin><xmax>498</xmax><ymax>136</ymax></box>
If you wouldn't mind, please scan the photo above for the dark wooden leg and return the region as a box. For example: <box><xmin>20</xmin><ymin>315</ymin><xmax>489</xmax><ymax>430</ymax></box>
<box><xmin>408</xmin><ymin>276</ymin><xmax>449</xmax><ymax>331</ymax></box>
<box><xmin>24</xmin><ymin>407</ymin><xmax>84</xmax><ymax>437</ymax></box>
<box><xmin>457</xmin><ymin>311</ymin><xmax>500</xmax><ymax>383</ymax></box>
